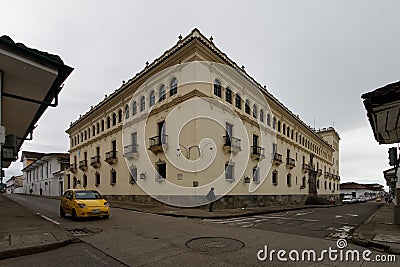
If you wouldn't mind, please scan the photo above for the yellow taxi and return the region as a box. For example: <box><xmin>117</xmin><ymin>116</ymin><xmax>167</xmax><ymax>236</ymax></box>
<box><xmin>60</xmin><ymin>189</ymin><xmax>110</xmax><ymax>220</ymax></box>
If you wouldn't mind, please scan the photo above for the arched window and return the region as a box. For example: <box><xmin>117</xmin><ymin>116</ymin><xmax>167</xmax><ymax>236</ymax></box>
<box><xmin>118</xmin><ymin>109</ymin><xmax>122</xmax><ymax>123</ymax></box>
<box><xmin>159</xmin><ymin>84</ymin><xmax>166</xmax><ymax>102</ymax></box>
<box><xmin>267</xmin><ymin>113</ymin><xmax>271</xmax><ymax>126</ymax></box>
<box><xmin>125</xmin><ymin>105</ymin><xmax>130</xmax><ymax>119</ymax></box>
<box><xmin>149</xmin><ymin>90</ymin><xmax>155</xmax><ymax>107</ymax></box>
<box><xmin>225</xmin><ymin>87</ymin><xmax>232</xmax><ymax>103</ymax></box>
<box><xmin>235</xmin><ymin>93</ymin><xmax>242</xmax><ymax>109</ymax></box>
<box><xmin>170</xmin><ymin>78</ymin><xmax>177</xmax><ymax>96</ymax></box>
<box><xmin>107</xmin><ymin>116</ymin><xmax>111</xmax><ymax>129</ymax></box>
<box><xmin>245</xmin><ymin>99</ymin><xmax>250</xmax><ymax>114</ymax></box>
<box><xmin>140</xmin><ymin>96</ymin><xmax>145</xmax><ymax>112</ymax></box>
<box><xmin>132</xmin><ymin>101</ymin><xmax>137</xmax><ymax>115</ymax></box>
<box><xmin>253</xmin><ymin>104</ymin><xmax>258</xmax><ymax>119</ymax></box>
<box><xmin>259</xmin><ymin>109</ymin><xmax>264</xmax><ymax>122</ymax></box>
<box><xmin>214</xmin><ymin>79</ymin><xmax>222</xmax><ymax>97</ymax></box>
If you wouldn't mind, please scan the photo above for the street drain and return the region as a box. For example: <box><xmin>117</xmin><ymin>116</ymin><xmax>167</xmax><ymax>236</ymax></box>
<box><xmin>186</xmin><ymin>237</ymin><xmax>244</xmax><ymax>253</ymax></box>
<box><xmin>66</xmin><ymin>228</ymin><xmax>101</xmax><ymax>236</ymax></box>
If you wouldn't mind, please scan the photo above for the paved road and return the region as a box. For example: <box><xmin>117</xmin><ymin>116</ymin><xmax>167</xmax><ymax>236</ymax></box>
<box><xmin>5</xmin><ymin>194</ymin><xmax>396</xmax><ymax>267</ymax></box>
<box><xmin>201</xmin><ymin>202</ymin><xmax>382</xmax><ymax>239</ymax></box>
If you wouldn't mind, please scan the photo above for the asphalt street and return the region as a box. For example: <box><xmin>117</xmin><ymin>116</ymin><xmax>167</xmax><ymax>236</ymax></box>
<box><xmin>4</xmin><ymin>194</ymin><xmax>397</xmax><ymax>267</ymax></box>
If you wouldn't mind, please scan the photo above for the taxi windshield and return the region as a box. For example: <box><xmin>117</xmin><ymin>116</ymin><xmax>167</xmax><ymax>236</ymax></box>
<box><xmin>75</xmin><ymin>190</ymin><xmax>102</xmax><ymax>200</ymax></box>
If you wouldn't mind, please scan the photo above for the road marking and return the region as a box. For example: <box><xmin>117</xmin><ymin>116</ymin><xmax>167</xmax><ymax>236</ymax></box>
<box><xmin>346</xmin><ymin>214</ymin><xmax>358</xmax><ymax>217</ymax></box>
<box><xmin>36</xmin><ymin>213</ymin><xmax>60</xmax><ymax>225</ymax></box>
<box><xmin>335</xmin><ymin>215</ymin><xmax>343</xmax><ymax>218</ymax></box>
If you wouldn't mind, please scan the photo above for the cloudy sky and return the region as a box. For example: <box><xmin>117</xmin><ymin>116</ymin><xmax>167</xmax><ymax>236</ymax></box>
<box><xmin>2</xmin><ymin>0</ymin><xmax>399</xmax><ymax>188</ymax></box>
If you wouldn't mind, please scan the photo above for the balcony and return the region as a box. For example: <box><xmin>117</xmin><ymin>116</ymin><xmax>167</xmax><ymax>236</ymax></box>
<box><xmin>272</xmin><ymin>153</ymin><xmax>283</xmax><ymax>165</ymax></box>
<box><xmin>222</xmin><ymin>136</ymin><xmax>242</xmax><ymax>154</ymax></box>
<box><xmin>286</xmin><ymin>158</ymin><xmax>295</xmax><ymax>169</ymax></box>
<box><xmin>69</xmin><ymin>163</ymin><xmax>77</xmax><ymax>173</ymax></box>
<box><xmin>148</xmin><ymin>135</ymin><xmax>168</xmax><ymax>154</ymax></box>
<box><xmin>124</xmin><ymin>144</ymin><xmax>139</xmax><ymax>159</ymax></box>
<box><xmin>78</xmin><ymin>160</ymin><xmax>88</xmax><ymax>171</ymax></box>
<box><xmin>105</xmin><ymin>151</ymin><xmax>118</xmax><ymax>165</ymax></box>
<box><xmin>90</xmin><ymin>156</ymin><xmax>101</xmax><ymax>168</ymax></box>
<box><xmin>317</xmin><ymin>169</ymin><xmax>323</xmax><ymax>177</ymax></box>
<box><xmin>325</xmin><ymin>172</ymin><xmax>334</xmax><ymax>179</ymax></box>
<box><xmin>302</xmin><ymin>163</ymin><xmax>312</xmax><ymax>173</ymax></box>
<box><xmin>251</xmin><ymin>146</ymin><xmax>265</xmax><ymax>160</ymax></box>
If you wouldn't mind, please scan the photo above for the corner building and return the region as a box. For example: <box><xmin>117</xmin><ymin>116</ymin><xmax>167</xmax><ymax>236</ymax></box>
<box><xmin>66</xmin><ymin>29</ymin><xmax>340</xmax><ymax>208</ymax></box>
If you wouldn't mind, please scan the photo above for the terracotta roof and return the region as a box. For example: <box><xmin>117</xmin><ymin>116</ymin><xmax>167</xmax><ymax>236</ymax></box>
<box><xmin>362</xmin><ymin>81</ymin><xmax>400</xmax><ymax>106</ymax></box>
<box><xmin>0</xmin><ymin>35</ymin><xmax>64</xmax><ymax>65</ymax></box>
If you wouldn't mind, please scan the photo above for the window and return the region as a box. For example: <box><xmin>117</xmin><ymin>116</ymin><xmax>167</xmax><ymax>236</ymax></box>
<box><xmin>125</xmin><ymin>105</ymin><xmax>130</xmax><ymax>119</ymax></box>
<box><xmin>84</xmin><ymin>131</ymin><xmax>87</xmax><ymax>140</ymax></box>
<box><xmin>302</xmin><ymin>177</ymin><xmax>307</xmax><ymax>188</ymax></box>
<box><xmin>235</xmin><ymin>94</ymin><xmax>242</xmax><ymax>109</ymax></box>
<box><xmin>295</xmin><ymin>132</ymin><xmax>298</xmax><ymax>142</ymax></box>
<box><xmin>245</xmin><ymin>99</ymin><xmax>250</xmax><ymax>114</ymax></box>
<box><xmin>324</xmin><ymin>181</ymin><xmax>327</xmax><ymax>190</ymax></box>
<box><xmin>80</xmin><ymin>133</ymin><xmax>83</xmax><ymax>142</ymax></box>
<box><xmin>107</xmin><ymin>116</ymin><xmax>111</xmax><ymax>129</ymax></box>
<box><xmin>92</xmin><ymin>125</ymin><xmax>96</xmax><ymax>137</ymax></box>
<box><xmin>260</xmin><ymin>109</ymin><xmax>264</xmax><ymax>122</ymax></box>
<box><xmin>95</xmin><ymin>173</ymin><xmax>100</xmax><ymax>186</ymax></box>
<box><xmin>88</xmin><ymin>128</ymin><xmax>90</xmax><ymax>139</ymax></box>
<box><xmin>112</xmin><ymin>113</ymin><xmax>117</xmax><ymax>126</ymax></box>
<box><xmin>253</xmin><ymin>104</ymin><xmax>258</xmax><ymax>118</ymax></box>
<box><xmin>283</xmin><ymin>124</ymin><xmax>286</xmax><ymax>135</ymax></box>
<box><xmin>73</xmin><ymin>176</ymin><xmax>77</xmax><ymax>188</ymax></box>
<box><xmin>267</xmin><ymin>113</ymin><xmax>271</xmax><ymax>126</ymax></box>
<box><xmin>83</xmin><ymin>174</ymin><xmax>87</xmax><ymax>188</ymax></box>
<box><xmin>156</xmin><ymin>162</ymin><xmax>166</xmax><ymax>180</ymax></box>
<box><xmin>132</xmin><ymin>101</ymin><xmax>137</xmax><ymax>115</ymax></box>
<box><xmin>159</xmin><ymin>84</ymin><xmax>166</xmax><ymax>102</ymax></box>
<box><xmin>317</xmin><ymin>179</ymin><xmax>320</xmax><ymax>189</ymax></box>
<box><xmin>225</xmin><ymin>87</ymin><xmax>232</xmax><ymax>103</ymax></box>
<box><xmin>214</xmin><ymin>79</ymin><xmax>222</xmax><ymax>97</ymax></box>
<box><xmin>225</xmin><ymin>161</ymin><xmax>234</xmax><ymax>181</ymax></box>
<box><xmin>130</xmin><ymin>166</ymin><xmax>137</xmax><ymax>184</ymax></box>
<box><xmin>277</xmin><ymin>121</ymin><xmax>281</xmax><ymax>132</ymax></box>
<box><xmin>140</xmin><ymin>96</ymin><xmax>145</xmax><ymax>112</ymax></box>
<box><xmin>170</xmin><ymin>77</ymin><xmax>177</xmax><ymax>96</ymax></box>
<box><xmin>149</xmin><ymin>90</ymin><xmax>155</xmax><ymax>107</ymax></box>
<box><xmin>329</xmin><ymin>182</ymin><xmax>331</xmax><ymax>191</ymax></box>
<box><xmin>272</xmin><ymin>170</ymin><xmax>278</xmax><ymax>185</ymax></box>
<box><xmin>110</xmin><ymin>170</ymin><xmax>117</xmax><ymax>185</ymax></box>
<box><xmin>118</xmin><ymin>109</ymin><xmax>122</xmax><ymax>123</ymax></box>
<box><xmin>272</xmin><ymin>117</ymin><xmax>276</xmax><ymax>129</ymax></box>
<box><xmin>287</xmin><ymin>174</ymin><xmax>292</xmax><ymax>187</ymax></box>
<box><xmin>101</xmin><ymin>120</ymin><xmax>105</xmax><ymax>132</ymax></box>
<box><xmin>253</xmin><ymin>166</ymin><xmax>260</xmax><ymax>184</ymax></box>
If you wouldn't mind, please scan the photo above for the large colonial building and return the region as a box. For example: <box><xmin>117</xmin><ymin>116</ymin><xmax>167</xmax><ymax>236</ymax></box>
<box><xmin>66</xmin><ymin>29</ymin><xmax>340</xmax><ymax>208</ymax></box>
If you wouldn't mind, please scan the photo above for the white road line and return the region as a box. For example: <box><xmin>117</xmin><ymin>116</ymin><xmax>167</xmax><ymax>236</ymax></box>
<box><xmin>335</xmin><ymin>215</ymin><xmax>343</xmax><ymax>218</ymax></box>
<box><xmin>346</xmin><ymin>214</ymin><xmax>358</xmax><ymax>217</ymax></box>
<box><xmin>36</xmin><ymin>213</ymin><xmax>60</xmax><ymax>225</ymax></box>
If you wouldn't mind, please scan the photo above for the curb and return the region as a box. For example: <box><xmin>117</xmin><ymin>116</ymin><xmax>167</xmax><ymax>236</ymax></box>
<box><xmin>0</xmin><ymin>238</ymin><xmax>73</xmax><ymax>261</ymax></box>
<box><xmin>110</xmin><ymin>204</ymin><xmax>334</xmax><ymax>219</ymax></box>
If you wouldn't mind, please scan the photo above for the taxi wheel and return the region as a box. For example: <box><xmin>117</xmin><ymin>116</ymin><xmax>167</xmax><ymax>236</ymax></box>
<box><xmin>72</xmin><ymin>209</ymin><xmax>78</xmax><ymax>221</ymax></box>
<box><xmin>59</xmin><ymin>206</ymin><xmax>66</xmax><ymax>217</ymax></box>
<box><xmin>103</xmin><ymin>215</ymin><xmax>109</xmax><ymax>219</ymax></box>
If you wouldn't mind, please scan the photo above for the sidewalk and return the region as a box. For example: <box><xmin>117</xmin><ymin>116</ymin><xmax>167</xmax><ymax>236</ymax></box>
<box><xmin>109</xmin><ymin>200</ymin><xmax>333</xmax><ymax>219</ymax></box>
<box><xmin>0</xmin><ymin>194</ymin><xmax>72</xmax><ymax>260</ymax></box>
<box><xmin>352</xmin><ymin>203</ymin><xmax>400</xmax><ymax>255</ymax></box>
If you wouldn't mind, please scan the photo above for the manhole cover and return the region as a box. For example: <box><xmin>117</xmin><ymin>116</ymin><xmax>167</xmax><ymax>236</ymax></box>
<box><xmin>186</xmin><ymin>237</ymin><xmax>244</xmax><ymax>253</ymax></box>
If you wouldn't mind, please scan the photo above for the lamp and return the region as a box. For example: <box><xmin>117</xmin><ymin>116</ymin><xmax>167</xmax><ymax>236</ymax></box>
<box><xmin>140</xmin><ymin>172</ymin><xmax>147</xmax><ymax>179</ymax></box>
<box><xmin>244</xmin><ymin>176</ymin><xmax>251</xmax><ymax>184</ymax></box>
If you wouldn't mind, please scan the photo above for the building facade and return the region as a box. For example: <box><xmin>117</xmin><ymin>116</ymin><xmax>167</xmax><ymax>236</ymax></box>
<box><xmin>66</xmin><ymin>29</ymin><xmax>340</xmax><ymax>208</ymax></box>
<box><xmin>340</xmin><ymin>182</ymin><xmax>384</xmax><ymax>200</ymax></box>
<box><xmin>5</xmin><ymin>175</ymin><xmax>23</xmax><ymax>194</ymax></box>
<box><xmin>21</xmin><ymin>151</ymin><xmax>69</xmax><ymax>197</ymax></box>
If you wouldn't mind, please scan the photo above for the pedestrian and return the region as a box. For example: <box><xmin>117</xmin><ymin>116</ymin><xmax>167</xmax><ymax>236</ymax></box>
<box><xmin>385</xmin><ymin>196</ymin><xmax>388</xmax><ymax>204</ymax></box>
<box><xmin>39</xmin><ymin>187</ymin><xmax>43</xmax><ymax>196</ymax></box>
<box><xmin>329</xmin><ymin>196</ymin><xmax>335</xmax><ymax>205</ymax></box>
<box><xmin>206</xmin><ymin>187</ymin><xmax>216</xmax><ymax>212</ymax></box>
<box><xmin>29</xmin><ymin>188</ymin><xmax>33</xmax><ymax>195</ymax></box>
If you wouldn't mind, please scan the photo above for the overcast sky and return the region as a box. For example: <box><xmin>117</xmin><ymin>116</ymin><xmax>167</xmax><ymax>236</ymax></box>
<box><xmin>2</xmin><ymin>0</ymin><xmax>399</xmax><ymax>188</ymax></box>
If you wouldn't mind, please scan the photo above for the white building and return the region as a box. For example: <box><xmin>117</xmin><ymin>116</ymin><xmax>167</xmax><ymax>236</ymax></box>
<box><xmin>21</xmin><ymin>151</ymin><xmax>69</xmax><ymax>197</ymax></box>
<box><xmin>340</xmin><ymin>182</ymin><xmax>384</xmax><ymax>200</ymax></box>
<box><xmin>5</xmin><ymin>175</ymin><xmax>23</xmax><ymax>194</ymax></box>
